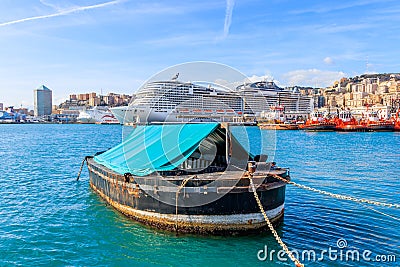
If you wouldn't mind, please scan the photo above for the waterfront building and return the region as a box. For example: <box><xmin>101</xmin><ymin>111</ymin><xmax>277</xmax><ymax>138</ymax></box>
<box><xmin>88</xmin><ymin>93</ymin><xmax>101</xmax><ymax>106</ymax></box>
<box><xmin>321</xmin><ymin>73</ymin><xmax>400</xmax><ymax>113</ymax></box>
<box><xmin>58</xmin><ymin>92</ymin><xmax>133</xmax><ymax>109</ymax></box>
<box><xmin>34</xmin><ymin>85</ymin><xmax>52</xmax><ymax>117</ymax></box>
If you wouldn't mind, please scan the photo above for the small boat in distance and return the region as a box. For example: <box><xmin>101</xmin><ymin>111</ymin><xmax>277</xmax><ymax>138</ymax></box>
<box><xmin>76</xmin><ymin>109</ymin><xmax>96</xmax><ymax>124</ymax></box>
<box><xmin>259</xmin><ymin>122</ymin><xmax>299</xmax><ymax>130</ymax></box>
<box><xmin>392</xmin><ymin>110</ymin><xmax>400</xmax><ymax>131</ymax></box>
<box><xmin>77</xmin><ymin>107</ymin><xmax>119</xmax><ymax>124</ymax></box>
<box><xmin>298</xmin><ymin>111</ymin><xmax>336</xmax><ymax>131</ymax></box>
<box><xmin>84</xmin><ymin>123</ymin><xmax>289</xmax><ymax>234</ymax></box>
<box><xmin>360</xmin><ymin>111</ymin><xmax>394</xmax><ymax>132</ymax></box>
<box><xmin>334</xmin><ymin>110</ymin><xmax>368</xmax><ymax>132</ymax></box>
<box><xmin>258</xmin><ymin>105</ymin><xmax>299</xmax><ymax>130</ymax></box>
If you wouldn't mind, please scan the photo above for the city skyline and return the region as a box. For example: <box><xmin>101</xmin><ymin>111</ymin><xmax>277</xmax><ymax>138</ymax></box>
<box><xmin>1</xmin><ymin>0</ymin><xmax>400</xmax><ymax>108</ymax></box>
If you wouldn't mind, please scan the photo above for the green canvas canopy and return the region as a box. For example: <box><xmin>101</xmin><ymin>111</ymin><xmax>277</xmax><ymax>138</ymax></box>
<box><xmin>94</xmin><ymin>123</ymin><xmax>220</xmax><ymax>176</ymax></box>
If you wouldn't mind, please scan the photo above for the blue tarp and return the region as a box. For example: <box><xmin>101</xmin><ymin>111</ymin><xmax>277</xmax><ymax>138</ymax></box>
<box><xmin>94</xmin><ymin>123</ymin><xmax>220</xmax><ymax>176</ymax></box>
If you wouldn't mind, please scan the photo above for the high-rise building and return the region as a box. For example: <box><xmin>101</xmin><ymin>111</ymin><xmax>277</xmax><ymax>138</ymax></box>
<box><xmin>0</xmin><ymin>103</ymin><xmax>3</xmax><ymax>111</ymax></box>
<box><xmin>34</xmin><ymin>85</ymin><xmax>52</xmax><ymax>117</ymax></box>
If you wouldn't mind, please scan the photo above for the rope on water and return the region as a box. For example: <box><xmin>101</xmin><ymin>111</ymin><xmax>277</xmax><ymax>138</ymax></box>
<box><xmin>248</xmin><ymin>175</ymin><xmax>304</xmax><ymax>267</ymax></box>
<box><xmin>272</xmin><ymin>174</ymin><xmax>400</xmax><ymax>209</ymax></box>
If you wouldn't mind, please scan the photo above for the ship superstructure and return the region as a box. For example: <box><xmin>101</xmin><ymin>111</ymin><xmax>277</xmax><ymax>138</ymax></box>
<box><xmin>111</xmin><ymin>78</ymin><xmax>313</xmax><ymax>124</ymax></box>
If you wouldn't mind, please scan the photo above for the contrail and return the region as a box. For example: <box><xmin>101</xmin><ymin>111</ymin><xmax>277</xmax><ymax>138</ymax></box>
<box><xmin>39</xmin><ymin>0</ymin><xmax>62</xmax><ymax>11</ymax></box>
<box><xmin>223</xmin><ymin>0</ymin><xmax>235</xmax><ymax>38</ymax></box>
<box><xmin>0</xmin><ymin>0</ymin><xmax>125</xmax><ymax>27</ymax></box>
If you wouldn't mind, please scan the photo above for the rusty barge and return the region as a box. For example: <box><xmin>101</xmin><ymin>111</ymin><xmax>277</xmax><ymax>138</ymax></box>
<box><xmin>85</xmin><ymin>123</ymin><xmax>289</xmax><ymax>234</ymax></box>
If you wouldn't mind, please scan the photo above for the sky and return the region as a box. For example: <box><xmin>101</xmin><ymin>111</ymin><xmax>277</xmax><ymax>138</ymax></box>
<box><xmin>1</xmin><ymin>0</ymin><xmax>400</xmax><ymax>109</ymax></box>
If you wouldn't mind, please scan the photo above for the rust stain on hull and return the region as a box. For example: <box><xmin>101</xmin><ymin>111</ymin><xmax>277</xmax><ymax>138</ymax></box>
<box><xmin>90</xmin><ymin>182</ymin><xmax>284</xmax><ymax>235</ymax></box>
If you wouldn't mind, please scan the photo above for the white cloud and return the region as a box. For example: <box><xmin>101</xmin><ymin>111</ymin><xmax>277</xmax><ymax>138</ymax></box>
<box><xmin>0</xmin><ymin>0</ymin><xmax>126</xmax><ymax>27</ymax></box>
<box><xmin>281</xmin><ymin>69</ymin><xmax>346</xmax><ymax>87</ymax></box>
<box><xmin>222</xmin><ymin>0</ymin><xmax>235</xmax><ymax>39</ymax></box>
<box><xmin>323</xmin><ymin>57</ymin><xmax>334</xmax><ymax>65</ymax></box>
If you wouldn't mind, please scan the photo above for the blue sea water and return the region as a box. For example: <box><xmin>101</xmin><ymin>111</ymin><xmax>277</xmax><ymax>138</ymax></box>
<box><xmin>0</xmin><ymin>124</ymin><xmax>399</xmax><ymax>266</ymax></box>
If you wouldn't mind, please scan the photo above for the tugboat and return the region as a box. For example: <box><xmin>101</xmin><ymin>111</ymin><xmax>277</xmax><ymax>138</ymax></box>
<box><xmin>258</xmin><ymin>106</ymin><xmax>299</xmax><ymax>130</ymax></box>
<box><xmin>84</xmin><ymin>123</ymin><xmax>289</xmax><ymax>234</ymax></box>
<box><xmin>335</xmin><ymin>110</ymin><xmax>367</xmax><ymax>132</ymax></box>
<box><xmin>298</xmin><ymin>111</ymin><xmax>336</xmax><ymax>131</ymax></box>
<box><xmin>360</xmin><ymin>111</ymin><xmax>394</xmax><ymax>132</ymax></box>
<box><xmin>391</xmin><ymin>110</ymin><xmax>400</xmax><ymax>131</ymax></box>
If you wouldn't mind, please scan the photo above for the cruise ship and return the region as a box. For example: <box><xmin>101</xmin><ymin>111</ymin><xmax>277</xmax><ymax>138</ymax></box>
<box><xmin>110</xmin><ymin>79</ymin><xmax>243</xmax><ymax>124</ymax></box>
<box><xmin>237</xmin><ymin>81</ymin><xmax>314</xmax><ymax>120</ymax></box>
<box><xmin>110</xmin><ymin>76</ymin><xmax>313</xmax><ymax>124</ymax></box>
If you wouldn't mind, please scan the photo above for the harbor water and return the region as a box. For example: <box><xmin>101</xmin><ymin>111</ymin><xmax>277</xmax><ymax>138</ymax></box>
<box><xmin>0</xmin><ymin>124</ymin><xmax>399</xmax><ymax>266</ymax></box>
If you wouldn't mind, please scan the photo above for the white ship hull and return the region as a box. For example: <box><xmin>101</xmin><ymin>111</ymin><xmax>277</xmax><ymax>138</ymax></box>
<box><xmin>77</xmin><ymin>107</ymin><xmax>119</xmax><ymax>124</ymax></box>
<box><xmin>110</xmin><ymin>106</ymin><xmax>177</xmax><ymax>124</ymax></box>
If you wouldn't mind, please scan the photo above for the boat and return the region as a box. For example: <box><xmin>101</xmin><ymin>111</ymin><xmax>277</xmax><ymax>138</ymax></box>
<box><xmin>298</xmin><ymin>111</ymin><xmax>336</xmax><ymax>131</ymax></box>
<box><xmin>0</xmin><ymin>110</ymin><xmax>14</xmax><ymax>122</ymax></box>
<box><xmin>110</xmin><ymin>77</ymin><xmax>243</xmax><ymax>124</ymax></box>
<box><xmin>258</xmin><ymin>106</ymin><xmax>299</xmax><ymax>130</ymax></box>
<box><xmin>360</xmin><ymin>111</ymin><xmax>394</xmax><ymax>132</ymax></box>
<box><xmin>96</xmin><ymin>114</ymin><xmax>120</xmax><ymax>125</ymax></box>
<box><xmin>0</xmin><ymin>107</ymin><xmax>26</xmax><ymax>123</ymax></box>
<box><xmin>84</xmin><ymin>123</ymin><xmax>289</xmax><ymax>234</ymax></box>
<box><xmin>76</xmin><ymin>109</ymin><xmax>96</xmax><ymax>124</ymax></box>
<box><xmin>334</xmin><ymin>110</ymin><xmax>368</xmax><ymax>132</ymax></box>
<box><xmin>110</xmin><ymin>76</ymin><xmax>313</xmax><ymax>125</ymax></box>
<box><xmin>395</xmin><ymin>122</ymin><xmax>400</xmax><ymax>131</ymax></box>
<box><xmin>393</xmin><ymin>110</ymin><xmax>400</xmax><ymax>131</ymax></box>
<box><xmin>77</xmin><ymin>107</ymin><xmax>119</xmax><ymax>124</ymax></box>
<box><xmin>259</xmin><ymin>122</ymin><xmax>299</xmax><ymax>130</ymax></box>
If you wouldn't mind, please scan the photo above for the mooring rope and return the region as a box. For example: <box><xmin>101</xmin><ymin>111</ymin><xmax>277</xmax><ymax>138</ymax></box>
<box><xmin>175</xmin><ymin>176</ymin><xmax>195</xmax><ymax>231</ymax></box>
<box><xmin>76</xmin><ymin>157</ymin><xmax>88</xmax><ymax>181</ymax></box>
<box><xmin>360</xmin><ymin>204</ymin><xmax>400</xmax><ymax>221</ymax></box>
<box><xmin>272</xmin><ymin>174</ymin><xmax>400</xmax><ymax>209</ymax></box>
<box><xmin>248</xmin><ymin>175</ymin><xmax>304</xmax><ymax>267</ymax></box>
<box><xmin>76</xmin><ymin>156</ymin><xmax>94</xmax><ymax>181</ymax></box>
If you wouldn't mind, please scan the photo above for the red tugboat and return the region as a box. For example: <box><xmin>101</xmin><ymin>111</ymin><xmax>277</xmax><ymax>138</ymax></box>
<box><xmin>298</xmin><ymin>111</ymin><xmax>336</xmax><ymax>131</ymax></box>
<box><xmin>335</xmin><ymin>110</ymin><xmax>367</xmax><ymax>132</ymax></box>
<box><xmin>360</xmin><ymin>111</ymin><xmax>394</xmax><ymax>132</ymax></box>
<box><xmin>392</xmin><ymin>110</ymin><xmax>400</xmax><ymax>131</ymax></box>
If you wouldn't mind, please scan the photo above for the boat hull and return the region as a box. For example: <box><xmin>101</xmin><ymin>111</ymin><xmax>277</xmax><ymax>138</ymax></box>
<box><xmin>259</xmin><ymin>123</ymin><xmax>299</xmax><ymax>130</ymax></box>
<box><xmin>366</xmin><ymin>123</ymin><xmax>394</xmax><ymax>132</ymax></box>
<box><xmin>299</xmin><ymin>123</ymin><xmax>336</xmax><ymax>131</ymax></box>
<box><xmin>335</xmin><ymin>124</ymin><xmax>368</xmax><ymax>132</ymax></box>
<box><xmin>87</xmin><ymin>158</ymin><xmax>286</xmax><ymax>235</ymax></box>
<box><xmin>77</xmin><ymin>117</ymin><xmax>96</xmax><ymax>124</ymax></box>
